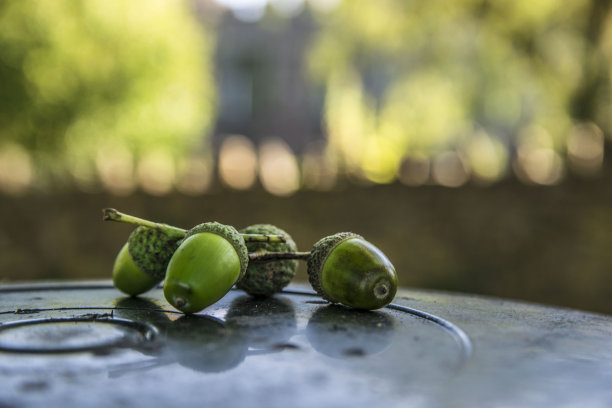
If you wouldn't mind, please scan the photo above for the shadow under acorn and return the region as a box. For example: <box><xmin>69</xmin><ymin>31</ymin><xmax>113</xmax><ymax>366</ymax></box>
<box><xmin>109</xmin><ymin>294</ymin><xmax>396</xmax><ymax>376</ymax></box>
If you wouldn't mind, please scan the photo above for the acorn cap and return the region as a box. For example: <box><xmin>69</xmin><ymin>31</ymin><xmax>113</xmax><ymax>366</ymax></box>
<box><xmin>237</xmin><ymin>224</ymin><xmax>298</xmax><ymax>296</ymax></box>
<box><xmin>128</xmin><ymin>226</ymin><xmax>182</xmax><ymax>280</ymax></box>
<box><xmin>183</xmin><ymin>222</ymin><xmax>249</xmax><ymax>281</ymax></box>
<box><xmin>307</xmin><ymin>232</ymin><xmax>361</xmax><ymax>304</ymax></box>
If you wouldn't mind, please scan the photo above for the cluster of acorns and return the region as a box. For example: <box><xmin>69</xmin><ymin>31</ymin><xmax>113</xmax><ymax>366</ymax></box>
<box><xmin>103</xmin><ymin>208</ymin><xmax>398</xmax><ymax>314</ymax></box>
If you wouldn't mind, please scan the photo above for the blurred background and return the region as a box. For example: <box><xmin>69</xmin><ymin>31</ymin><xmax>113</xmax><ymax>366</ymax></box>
<box><xmin>1</xmin><ymin>0</ymin><xmax>612</xmax><ymax>314</ymax></box>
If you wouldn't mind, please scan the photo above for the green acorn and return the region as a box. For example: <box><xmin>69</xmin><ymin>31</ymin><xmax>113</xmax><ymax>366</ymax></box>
<box><xmin>103</xmin><ymin>208</ymin><xmax>290</xmax><ymax>307</ymax></box>
<box><xmin>307</xmin><ymin>232</ymin><xmax>398</xmax><ymax>310</ymax></box>
<box><xmin>163</xmin><ymin>222</ymin><xmax>249</xmax><ymax>314</ymax></box>
<box><xmin>112</xmin><ymin>242</ymin><xmax>161</xmax><ymax>296</ymax></box>
<box><xmin>103</xmin><ymin>209</ymin><xmax>188</xmax><ymax>295</ymax></box>
<box><xmin>128</xmin><ymin>226</ymin><xmax>183</xmax><ymax>280</ymax></box>
<box><xmin>237</xmin><ymin>224</ymin><xmax>298</xmax><ymax>296</ymax></box>
<box><xmin>103</xmin><ymin>208</ymin><xmax>285</xmax><ymax>286</ymax></box>
<box><xmin>110</xmin><ymin>225</ymin><xmax>181</xmax><ymax>297</ymax></box>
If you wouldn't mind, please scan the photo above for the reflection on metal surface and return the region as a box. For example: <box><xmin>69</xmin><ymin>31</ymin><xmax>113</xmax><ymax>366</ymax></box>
<box><xmin>0</xmin><ymin>286</ymin><xmax>467</xmax><ymax>375</ymax></box>
<box><xmin>2</xmin><ymin>282</ymin><xmax>611</xmax><ymax>407</ymax></box>
<box><xmin>111</xmin><ymin>296</ymin><xmax>300</xmax><ymax>374</ymax></box>
<box><xmin>306</xmin><ymin>305</ymin><xmax>394</xmax><ymax>358</ymax></box>
<box><xmin>225</xmin><ymin>296</ymin><xmax>297</xmax><ymax>350</ymax></box>
<box><xmin>114</xmin><ymin>297</ymin><xmax>248</xmax><ymax>373</ymax></box>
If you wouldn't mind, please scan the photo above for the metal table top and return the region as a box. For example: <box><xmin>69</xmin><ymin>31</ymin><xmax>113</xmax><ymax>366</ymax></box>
<box><xmin>0</xmin><ymin>281</ymin><xmax>611</xmax><ymax>408</ymax></box>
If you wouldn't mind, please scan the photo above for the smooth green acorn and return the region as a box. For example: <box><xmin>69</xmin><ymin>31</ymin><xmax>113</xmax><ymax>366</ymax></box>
<box><xmin>112</xmin><ymin>242</ymin><xmax>161</xmax><ymax>296</ymax></box>
<box><xmin>237</xmin><ymin>224</ymin><xmax>298</xmax><ymax>296</ymax></box>
<box><xmin>307</xmin><ymin>232</ymin><xmax>398</xmax><ymax>310</ymax></box>
<box><xmin>163</xmin><ymin>222</ymin><xmax>249</xmax><ymax>314</ymax></box>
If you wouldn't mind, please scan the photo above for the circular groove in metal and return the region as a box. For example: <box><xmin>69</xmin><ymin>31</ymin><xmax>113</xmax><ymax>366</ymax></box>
<box><xmin>0</xmin><ymin>284</ymin><xmax>472</xmax><ymax>359</ymax></box>
<box><xmin>1</xmin><ymin>306</ymin><xmax>182</xmax><ymax>316</ymax></box>
<box><xmin>386</xmin><ymin>303</ymin><xmax>473</xmax><ymax>357</ymax></box>
<box><xmin>0</xmin><ymin>316</ymin><xmax>158</xmax><ymax>353</ymax></box>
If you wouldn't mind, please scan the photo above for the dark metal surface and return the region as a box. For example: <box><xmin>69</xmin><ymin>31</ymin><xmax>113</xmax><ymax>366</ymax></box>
<box><xmin>0</xmin><ymin>281</ymin><xmax>611</xmax><ymax>408</ymax></box>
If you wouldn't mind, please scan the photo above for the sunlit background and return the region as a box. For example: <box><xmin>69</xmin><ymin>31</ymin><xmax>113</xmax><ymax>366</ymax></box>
<box><xmin>2</xmin><ymin>0</ymin><xmax>612</xmax><ymax>314</ymax></box>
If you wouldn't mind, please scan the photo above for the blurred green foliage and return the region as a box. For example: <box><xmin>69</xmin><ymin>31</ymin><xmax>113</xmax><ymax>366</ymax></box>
<box><xmin>1</xmin><ymin>0</ymin><xmax>612</xmax><ymax>191</ymax></box>
<box><xmin>0</xmin><ymin>0</ymin><xmax>215</xmax><ymax>188</ymax></box>
<box><xmin>309</xmin><ymin>0</ymin><xmax>612</xmax><ymax>183</ymax></box>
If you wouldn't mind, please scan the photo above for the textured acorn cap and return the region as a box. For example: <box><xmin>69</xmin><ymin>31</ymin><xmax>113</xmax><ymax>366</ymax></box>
<box><xmin>128</xmin><ymin>226</ymin><xmax>182</xmax><ymax>280</ymax></box>
<box><xmin>237</xmin><ymin>224</ymin><xmax>298</xmax><ymax>296</ymax></box>
<box><xmin>307</xmin><ymin>232</ymin><xmax>362</xmax><ymax>304</ymax></box>
<box><xmin>183</xmin><ymin>222</ymin><xmax>249</xmax><ymax>281</ymax></box>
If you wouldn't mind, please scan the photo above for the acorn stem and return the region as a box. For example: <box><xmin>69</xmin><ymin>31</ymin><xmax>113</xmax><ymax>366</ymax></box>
<box><xmin>102</xmin><ymin>208</ymin><xmax>286</xmax><ymax>243</ymax></box>
<box><xmin>242</xmin><ymin>234</ymin><xmax>287</xmax><ymax>244</ymax></box>
<box><xmin>248</xmin><ymin>251</ymin><xmax>311</xmax><ymax>262</ymax></box>
<box><xmin>103</xmin><ymin>208</ymin><xmax>186</xmax><ymax>235</ymax></box>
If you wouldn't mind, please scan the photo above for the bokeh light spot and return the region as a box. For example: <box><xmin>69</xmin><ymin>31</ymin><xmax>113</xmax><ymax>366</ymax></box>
<box><xmin>515</xmin><ymin>125</ymin><xmax>565</xmax><ymax>185</ymax></box>
<box><xmin>136</xmin><ymin>150</ymin><xmax>176</xmax><ymax>196</ymax></box>
<box><xmin>397</xmin><ymin>155</ymin><xmax>430</xmax><ymax>186</ymax></box>
<box><xmin>301</xmin><ymin>141</ymin><xmax>338</xmax><ymax>191</ymax></box>
<box><xmin>259</xmin><ymin>138</ymin><xmax>300</xmax><ymax>196</ymax></box>
<box><xmin>567</xmin><ymin>122</ymin><xmax>604</xmax><ymax>176</ymax></box>
<box><xmin>432</xmin><ymin>151</ymin><xmax>470</xmax><ymax>188</ymax></box>
<box><xmin>466</xmin><ymin>131</ymin><xmax>508</xmax><ymax>184</ymax></box>
<box><xmin>176</xmin><ymin>155</ymin><xmax>213</xmax><ymax>195</ymax></box>
<box><xmin>218</xmin><ymin>135</ymin><xmax>258</xmax><ymax>190</ymax></box>
<box><xmin>95</xmin><ymin>144</ymin><xmax>136</xmax><ymax>196</ymax></box>
<box><xmin>0</xmin><ymin>144</ymin><xmax>33</xmax><ymax>196</ymax></box>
